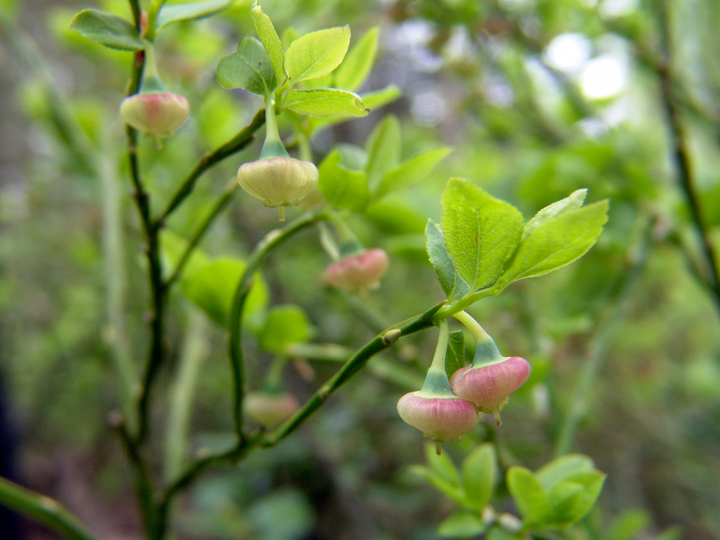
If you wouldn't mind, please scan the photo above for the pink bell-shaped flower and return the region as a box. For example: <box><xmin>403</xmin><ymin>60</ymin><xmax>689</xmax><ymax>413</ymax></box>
<box><xmin>120</xmin><ymin>92</ymin><xmax>189</xmax><ymax>141</ymax></box>
<box><xmin>325</xmin><ymin>248</ymin><xmax>389</xmax><ymax>293</ymax></box>
<box><xmin>244</xmin><ymin>391</ymin><xmax>300</xmax><ymax>428</ymax></box>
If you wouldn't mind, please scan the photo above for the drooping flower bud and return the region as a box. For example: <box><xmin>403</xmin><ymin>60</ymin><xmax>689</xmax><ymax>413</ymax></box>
<box><xmin>325</xmin><ymin>248</ymin><xmax>389</xmax><ymax>293</ymax></box>
<box><xmin>450</xmin><ymin>311</ymin><xmax>531</xmax><ymax>425</ymax></box>
<box><xmin>397</xmin><ymin>320</ymin><xmax>478</xmax><ymax>454</ymax></box>
<box><xmin>244</xmin><ymin>391</ymin><xmax>300</xmax><ymax>428</ymax></box>
<box><xmin>120</xmin><ymin>92</ymin><xmax>189</xmax><ymax>141</ymax></box>
<box><xmin>450</xmin><ymin>357</ymin><xmax>531</xmax><ymax>424</ymax></box>
<box><xmin>237</xmin><ymin>157</ymin><xmax>318</xmax><ymax>213</ymax></box>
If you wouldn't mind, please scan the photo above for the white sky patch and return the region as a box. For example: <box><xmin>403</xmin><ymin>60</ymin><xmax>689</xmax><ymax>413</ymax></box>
<box><xmin>580</xmin><ymin>54</ymin><xmax>628</xmax><ymax>99</ymax></box>
<box><xmin>545</xmin><ymin>33</ymin><xmax>592</xmax><ymax>73</ymax></box>
<box><xmin>600</xmin><ymin>0</ymin><xmax>639</xmax><ymax>17</ymax></box>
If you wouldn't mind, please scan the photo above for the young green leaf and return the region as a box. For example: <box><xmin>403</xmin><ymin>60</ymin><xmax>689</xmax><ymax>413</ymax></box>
<box><xmin>425</xmin><ymin>219</ymin><xmax>470</xmax><ymax>301</ymax></box>
<box><xmin>360</xmin><ymin>85</ymin><xmax>401</xmax><ymax>110</ymax></box>
<box><xmin>499</xmin><ymin>200</ymin><xmax>609</xmax><ymax>285</ymax></box>
<box><xmin>546</xmin><ymin>481</ymin><xmax>585</xmax><ymax>525</ymax></box>
<box><xmin>437</xmin><ymin>511</ymin><xmax>486</xmax><ymax>538</ymax></box>
<box><xmin>258</xmin><ymin>305</ymin><xmax>312</xmax><ymax>353</ymax></box>
<box><xmin>159</xmin><ymin>230</ymin><xmax>211</xmax><ymax>283</ymax></box>
<box><xmin>365</xmin><ymin>115</ymin><xmax>401</xmax><ymax>188</ymax></box>
<box><xmin>445</xmin><ymin>330</ymin><xmax>466</xmax><ymax>379</ymax></box>
<box><xmin>182</xmin><ymin>258</ymin><xmax>268</xmax><ymax>327</ymax></box>
<box><xmin>374</xmin><ymin>147</ymin><xmax>452</xmax><ymax>200</ymax></box>
<box><xmin>284</xmin><ymin>26</ymin><xmax>350</xmax><ymax>82</ymax></box>
<box><xmin>535</xmin><ymin>454</ymin><xmax>595</xmax><ymax>491</ymax></box>
<box><xmin>318</xmin><ymin>151</ymin><xmax>370</xmax><ymax>211</ymax></box>
<box><xmin>426</xmin><ymin>443</ymin><xmax>462</xmax><ymax>486</ymax></box>
<box><xmin>251</xmin><ymin>3</ymin><xmax>285</xmax><ymax>83</ymax></box>
<box><xmin>408</xmin><ymin>466</ymin><xmax>464</xmax><ymax>502</ymax></box>
<box><xmin>506</xmin><ymin>466</ymin><xmax>550</xmax><ymax>524</ymax></box>
<box><xmin>522</xmin><ymin>188</ymin><xmax>587</xmax><ymax>240</ymax></box>
<box><xmin>486</xmin><ymin>528</ymin><xmax>524</xmax><ymax>540</ymax></box>
<box><xmin>283</xmin><ymin>88</ymin><xmax>367</xmax><ymax>118</ymax></box>
<box><xmin>604</xmin><ymin>510</ymin><xmax>650</xmax><ymax>540</ymax></box>
<box><xmin>462</xmin><ymin>444</ymin><xmax>496</xmax><ymax>511</ymax></box>
<box><xmin>70</xmin><ymin>9</ymin><xmax>145</xmax><ymax>51</ymax></box>
<box><xmin>217</xmin><ymin>37</ymin><xmax>277</xmax><ymax>95</ymax></box>
<box><xmin>441</xmin><ymin>178</ymin><xmax>524</xmax><ymax>292</ymax></box>
<box><xmin>333</xmin><ymin>27</ymin><xmax>379</xmax><ymax>91</ymax></box>
<box><xmin>156</xmin><ymin>0</ymin><xmax>234</xmax><ymax>31</ymax></box>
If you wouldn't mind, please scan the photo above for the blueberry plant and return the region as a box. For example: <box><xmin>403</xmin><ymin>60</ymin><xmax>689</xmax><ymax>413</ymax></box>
<box><xmin>1</xmin><ymin>0</ymin><xmax>712</xmax><ymax>539</ymax></box>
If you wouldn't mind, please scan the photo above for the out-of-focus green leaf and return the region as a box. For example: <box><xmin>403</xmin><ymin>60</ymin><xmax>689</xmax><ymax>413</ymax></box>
<box><xmin>318</xmin><ymin>150</ymin><xmax>369</xmax><ymax>211</ymax></box>
<box><xmin>437</xmin><ymin>511</ymin><xmax>486</xmax><ymax>538</ymax></box>
<box><xmin>535</xmin><ymin>454</ymin><xmax>595</xmax><ymax>491</ymax></box>
<box><xmin>250</xmin><ymin>2</ymin><xmax>284</xmax><ymax>82</ymax></box>
<box><xmin>156</xmin><ymin>0</ymin><xmax>234</xmax><ymax>30</ymax></box>
<box><xmin>217</xmin><ymin>37</ymin><xmax>276</xmax><ymax>95</ymax></box>
<box><xmin>408</xmin><ymin>466</ymin><xmax>465</xmax><ymax>502</ymax></box>
<box><xmin>285</xmin><ymin>26</ymin><xmax>350</xmax><ymax>82</ymax></box>
<box><xmin>426</xmin><ymin>219</ymin><xmax>470</xmax><ymax>301</ymax></box>
<box><xmin>374</xmin><ymin>147</ymin><xmax>452</xmax><ymax>200</ymax></box>
<box><xmin>441</xmin><ymin>178</ymin><xmax>524</xmax><ymax>292</ymax></box>
<box><xmin>425</xmin><ymin>442</ymin><xmax>462</xmax><ymax>487</ymax></box>
<box><xmin>462</xmin><ymin>444</ymin><xmax>496</xmax><ymax>510</ymax></box>
<box><xmin>283</xmin><ymin>88</ymin><xmax>367</xmax><ymax>118</ymax></box>
<box><xmin>247</xmin><ymin>488</ymin><xmax>314</xmax><ymax>540</ymax></box>
<box><xmin>603</xmin><ymin>509</ymin><xmax>650</xmax><ymax>540</ymax></box>
<box><xmin>366</xmin><ymin>114</ymin><xmax>401</xmax><ymax>188</ymax></box>
<box><xmin>258</xmin><ymin>305</ymin><xmax>312</xmax><ymax>353</ymax></box>
<box><xmin>159</xmin><ymin>230</ymin><xmax>210</xmax><ymax>283</ymax></box>
<box><xmin>507</xmin><ymin>466</ymin><xmax>549</xmax><ymax>524</ymax></box>
<box><xmin>361</xmin><ymin>85</ymin><xmax>401</xmax><ymax>111</ymax></box>
<box><xmin>333</xmin><ymin>27</ymin><xmax>379</xmax><ymax>91</ymax></box>
<box><xmin>70</xmin><ymin>9</ymin><xmax>144</xmax><ymax>51</ymax></box>
<box><xmin>445</xmin><ymin>330</ymin><xmax>466</xmax><ymax>378</ymax></box>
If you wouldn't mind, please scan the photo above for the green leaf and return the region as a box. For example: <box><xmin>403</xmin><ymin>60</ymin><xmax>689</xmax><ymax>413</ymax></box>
<box><xmin>408</xmin><ymin>465</ymin><xmax>465</xmax><ymax>502</ymax></box>
<box><xmin>445</xmin><ymin>330</ymin><xmax>466</xmax><ymax>379</ymax></box>
<box><xmin>365</xmin><ymin>115</ymin><xmax>401</xmax><ymax>189</ymax></box>
<box><xmin>318</xmin><ymin>151</ymin><xmax>370</xmax><ymax>211</ymax></box>
<box><xmin>425</xmin><ymin>219</ymin><xmax>470</xmax><ymax>301</ymax></box>
<box><xmin>159</xmin><ymin>230</ymin><xmax>210</xmax><ymax>283</ymax></box>
<box><xmin>554</xmin><ymin>471</ymin><xmax>605</xmax><ymax>525</ymax></box>
<box><xmin>547</xmin><ymin>481</ymin><xmax>585</xmax><ymax>525</ymax></box>
<box><xmin>506</xmin><ymin>466</ymin><xmax>549</xmax><ymax>524</ymax></box>
<box><xmin>182</xmin><ymin>258</ymin><xmax>267</xmax><ymax>327</ymax></box>
<box><xmin>462</xmin><ymin>444</ymin><xmax>496</xmax><ymax>511</ymax></box>
<box><xmin>283</xmin><ymin>88</ymin><xmax>367</xmax><ymax>118</ymax></box>
<box><xmin>500</xmin><ymin>200</ymin><xmax>609</xmax><ymax>284</ymax></box>
<box><xmin>156</xmin><ymin>0</ymin><xmax>234</xmax><ymax>30</ymax></box>
<box><xmin>374</xmin><ymin>147</ymin><xmax>452</xmax><ymax>200</ymax></box>
<box><xmin>425</xmin><ymin>443</ymin><xmax>462</xmax><ymax>487</ymax></box>
<box><xmin>69</xmin><ymin>9</ymin><xmax>145</xmax><ymax>51</ymax></box>
<box><xmin>535</xmin><ymin>454</ymin><xmax>595</xmax><ymax>491</ymax></box>
<box><xmin>285</xmin><ymin>26</ymin><xmax>350</xmax><ymax>82</ymax></box>
<box><xmin>361</xmin><ymin>84</ymin><xmax>401</xmax><ymax>111</ymax></box>
<box><xmin>437</xmin><ymin>511</ymin><xmax>486</xmax><ymax>538</ymax></box>
<box><xmin>258</xmin><ymin>305</ymin><xmax>312</xmax><ymax>353</ymax></box>
<box><xmin>441</xmin><ymin>178</ymin><xmax>524</xmax><ymax>292</ymax></box>
<box><xmin>333</xmin><ymin>27</ymin><xmax>379</xmax><ymax>91</ymax></box>
<box><xmin>486</xmin><ymin>528</ymin><xmax>524</xmax><ymax>540</ymax></box>
<box><xmin>217</xmin><ymin>37</ymin><xmax>276</xmax><ymax>95</ymax></box>
<box><xmin>604</xmin><ymin>509</ymin><xmax>650</xmax><ymax>540</ymax></box>
<box><xmin>522</xmin><ymin>188</ymin><xmax>587</xmax><ymax>240</ymax></box>
<box><xmin>250</xmin><ymin>2</ymin><xmax>284</xmax><ymax>83</ymax></box>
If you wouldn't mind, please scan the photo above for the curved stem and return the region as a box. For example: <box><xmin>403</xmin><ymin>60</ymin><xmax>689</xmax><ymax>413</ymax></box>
<box><xmin>453</xmin><ymin>311</ymin><xmax>504</xmax><ymax>367</ymax></box>
<box><xmin>0</xmin><ymin>477</ymin><xmax>98</xmax><ymax>540</ymax></box>
<box><xmin>420</xmin><ymin>319</ymin><xmax>451</xmax><ymax>394</ymax></box>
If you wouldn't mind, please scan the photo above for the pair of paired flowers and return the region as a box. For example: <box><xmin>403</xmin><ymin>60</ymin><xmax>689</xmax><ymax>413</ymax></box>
<box><xmin>398</xmin><ymin>318</ymin><xmax>531</xmax><ymax>453</ymax></box>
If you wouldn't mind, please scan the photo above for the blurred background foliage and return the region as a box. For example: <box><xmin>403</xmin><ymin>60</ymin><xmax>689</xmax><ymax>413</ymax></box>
<box><xmin>1</xmin><ymin>0</ymin><xmax>720</xmax><ymax>538</ymax></box>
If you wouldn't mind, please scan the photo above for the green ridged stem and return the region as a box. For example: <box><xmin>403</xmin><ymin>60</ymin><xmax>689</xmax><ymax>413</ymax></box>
<box><xmin>453</xmin><ymin>311</ymin><xmax>505</xmax><ymax>368</ymax></box>
<box><xmin>418</xmin><ymin>319</ymin><xmax>455</xmax><ymax>397</ymax></box>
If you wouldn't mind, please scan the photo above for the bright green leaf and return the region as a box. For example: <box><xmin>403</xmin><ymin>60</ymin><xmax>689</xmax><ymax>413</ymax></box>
<box><xmin>556</xmin><ymin>471</ymin><xmax>606</xmax><ymax>525</ymax></box>
<box><xmin>182</xmin><ymin>258</ymin><xmax>267</xmax><ymax>327</ymax></box>
<box><xmin>445</xmin><ymin>330</ymin><xmax>466</xmax><ymax>379</ymax></box>
<box><xmin>462</xmin><ymin>444</ymin><xmax>496</xmax><ymax>511</ymax></box>
<box><xmin>486</xmin><ymin>528</ymin><xmax>524</xmax><ymax>540</ymax></box>
<box><xmin>157</xmin><ymin>0</ymin><xmax>234</xmax><ymax>30</ymax></box>
<box><xmin>333</xmin><ymin>27</ymin><xmax>379</xmax><ymax>91</ymax></box>
<box><xmin>425</xmin><ymin>219</ymin><xmax>470</xmax><ymax>301</ymax></box>
<box><xmin>361</xmin><ymin>84</ymin><xmax>401</xmax><ymax>111</ymax></box>
<box><xmin>408</xmin><ymin>465</ymin><xmax>465</xmax><ymax>503</ymax></box>
<box><xmin>318</xmin><ymin>151</ymin><xmax>369</xmax><ymax>211</ymax></box>
<box><xmin>285</xmin><ymin>25</ymin><xmax>350</xmax><ymax>82</ymax></box>
<box><xmin>283</xmin><ymin>88</ymin><xmax>367</xmax><ymax>118</ymax></box>
<box><xmin>441</xmin><ymin>178</ymin><xmax>524</xmax><ymax>292</ymax></box>
<box><xmin>522</xmin><ymin>188</ymin><xmax>587</xmax><ymax>240</ymax></box>
<box><xmin>426</xmin><ymin>443</ymin><xmax>462</xmax><ymax>487</ymax></box>
<box><xmin>547</xmin><ymin>481</ymin><xmax>585</xmax><ymax>525</ymax></box>
<box><xmin>499</xmin><ymin>200</ymin><xmax>609</xmax><ymax>284</ymax></box>
<box><xmin>159</xmin><ymin>230</ymin><xmax>211</xmax><ymax>283</ymax></box>
<box><xmin>70</xmin><ymin>9</ymin><xmax>145</xmax><ymax>51</ymax></box>
<box><xmin>437</xmin><ymin>511</ymin><xmax>486</xmax><ymax>538</ymax></box>
<box><xmin>251</xmin><ymin>3</ymin><xmax>284</xmax><ymax>83</ymax></box>
<box><xmin>374</xmin><ymin>147</ymin><xmax>452</xmax><ymax>200</ymax></box>
<box><xmin>217</xmin><ymin>37</ymin><xmax>276</xmax><ymax>95</ymax></box>
<box><xmin>604</xmin><ymin>509</ymin><xmax>650</xmax><ymax>540</ymax></box>
<box><xmin>258</xmin><ymin>305</ymin><xmax>312</xmax><ymax>353</ymax></box>
<box><xmin>507</xmin><ymin>466</ymin><xmax>549</xmax><ymax>524</ymax></box>
<box><xmin>535</xmin><ymin>454</ymin><xmax>595</xmax><ymax>491</ymax></box>
<box><xmin>366</xmin><ymin>115</ymin><xmax>401</xmax><ymax>189</ymax></box>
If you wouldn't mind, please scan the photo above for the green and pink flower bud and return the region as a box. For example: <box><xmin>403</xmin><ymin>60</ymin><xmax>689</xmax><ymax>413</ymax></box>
<box><xmin>325</xmin><ymin>248</ymin><xmax>389</xmax><ymax>293</ymax></box>
<box><xmin>237</xmin><ymin>157</ymin><xmax>318</xmax><ymax>215</ymax></box>
<box><xmin>120</xmin><ymin>92</ymin><xmax>189</xmax><ymax>142</ymax></box>
<box><xmin>244</xmin><ymin>391</ymin><xmax>300</xmax><ymax>428</ymax></box>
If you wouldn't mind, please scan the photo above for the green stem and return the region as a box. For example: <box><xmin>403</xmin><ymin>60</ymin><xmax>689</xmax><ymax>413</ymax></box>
<box><xmin>165</xmin><ymin>180</ymin><xmax>238</xmax><ymax>289</ymax></box>
<box><xmin>0</xmin><ymin>477</ymin><xmax>98</xmax><ymax>540</ymax></box>
<box><xmin>260</xmin><ymin>94</ymin><xmax>289</xmax><ymax>159</ymax></box>
<box><xmin>164</xmin><ymin>309</ymin><xmax>207</xmax><ymax>483</ymax></box>
<box><xmin>155</xmin><ymin>108</ymin><xmax>266</xmax><ymax>225</ymax></box>
<box><xmin>453</xmin><ymin>311</ymin><xmax>504</xmax><ymax>367</ymax></box>
<box><xmin>419</xmin><ymin>320</ymin><xmax>451</xmax><ymax>394</ymax></box>
<box><xmin>261</xmin><ymin>303</ymin><xmax>444</xmax><ymax>447</ymax></box>
<box><xmin>265</xmin><ymin>356</ymin><xmax>287</xmax><ymax>392</ymax></box>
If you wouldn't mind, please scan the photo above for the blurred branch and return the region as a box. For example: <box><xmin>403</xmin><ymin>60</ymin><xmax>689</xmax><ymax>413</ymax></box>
<box><xmin>0</xmin><ymin>477</ymin><xmax>98</xmax><ymax>540</ymax></box>
<box><xmin>155</xmin><ymin>108</ymin><xmax>266</xmax><ymax>226</ymax></box>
